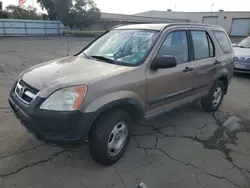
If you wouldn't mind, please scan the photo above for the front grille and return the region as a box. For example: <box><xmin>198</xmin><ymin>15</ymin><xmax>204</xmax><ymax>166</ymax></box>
<box><xmin>15</xmin><ymin>80</ymin><xmax>40</xmax><ymax>104</ymax></box>
<box><xmin>235</xmin><ymin>57</ymin><xmax>250</xmax><ymax>63</ymax></box>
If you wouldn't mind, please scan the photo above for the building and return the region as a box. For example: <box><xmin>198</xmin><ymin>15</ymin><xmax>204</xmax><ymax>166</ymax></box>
<box><xmin>134</xmin><ymin>10</ymin><xmax>250</xmax><ymax>37</ymax></box>
<box><xmin>90</xmin><ymin>12</ymin><xmax>189</xmax><ymax>30</ymax></box>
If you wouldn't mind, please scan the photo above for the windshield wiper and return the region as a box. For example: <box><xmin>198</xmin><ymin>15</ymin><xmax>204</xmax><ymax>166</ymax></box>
<box><xmin>236</xmin><ymin>45</ymin><xmax>247</xmax><ymax>48</ymax></box>
<box><xmin>90</xmin><ymin>55</ymin><xmax>120</xmax><ymax>65</ymax></box>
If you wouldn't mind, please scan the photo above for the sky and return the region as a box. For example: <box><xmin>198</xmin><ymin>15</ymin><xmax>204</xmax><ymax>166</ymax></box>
<box><xmin>2</xmin><ymin>0</ymin><xmax>250</xmax><ymax>14</ymax></box>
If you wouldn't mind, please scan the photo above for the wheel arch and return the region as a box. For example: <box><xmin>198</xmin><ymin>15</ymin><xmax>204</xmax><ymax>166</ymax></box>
<box><xmin>217</xmin><ymin>75</ymin><xmax>229</xmax><ymax>94</ymax></box>
<box><xmin>86</xmin><ymin>98</ymin><xmax>144</xmax><ymax>140</ymax></box>
<box><xmin>211</xmin><ymin>73</ymin><xmax>229</xmax><ymax>95</ymax></box>
<box><xmin>93</xmin><ymin>98</ymin><xmax>144</xmax><ymax>124</ymax></box>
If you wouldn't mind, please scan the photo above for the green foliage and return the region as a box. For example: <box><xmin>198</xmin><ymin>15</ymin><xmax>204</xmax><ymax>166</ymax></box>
<box><xmin>0</xmin><ymin>0</ymin><xmax>8</xmax><ymax>18</ymax></box>
<box><xmin>4</xmin><ymin>5</ymin><xmax>45</xmax><ymax>20</ymax></box>
<box><xmin>37</xmin><ymin>0</ymin><xmax>101</xmax><ymax>28</ymax></box>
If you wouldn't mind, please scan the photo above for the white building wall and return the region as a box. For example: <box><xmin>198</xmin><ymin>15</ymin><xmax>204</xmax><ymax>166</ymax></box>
<box><xmin>135</xmin><ymin>11</ymin><xmax>250</xmax><ymax>35</ymax></box>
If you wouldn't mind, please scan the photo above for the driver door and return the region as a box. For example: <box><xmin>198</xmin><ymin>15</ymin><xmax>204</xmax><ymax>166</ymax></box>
<box><xmin>146</xmin><ymin>29</ymin><xmax>197</xmax><ymax>118</ymax></box>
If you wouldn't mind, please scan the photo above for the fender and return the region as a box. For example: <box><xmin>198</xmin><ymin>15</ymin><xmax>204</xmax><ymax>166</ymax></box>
<box><xmin>82</xmin><ymin>90</ymin><xmax>145</xmax><ymax>123</ymax></box>
<box><xmin>209</xmin><ymin>68</ymin><xmax>229</xmax><ymax>94</ymax></box>
<box><xmin>94</xmin><ymin>98</ymin><xmax>144</xmax><ymax>120</ymax></box>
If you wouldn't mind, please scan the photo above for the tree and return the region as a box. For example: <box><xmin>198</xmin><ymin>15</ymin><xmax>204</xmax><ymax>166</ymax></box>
<box><xmin>71</xmin><ymin>0</ymin><xmax>101</xmax><ymax>29</ymax></box>
<box><xmin>4</xmin><ymin>5</ymin><xmax>44</xmax><ymax>20</ymax></box>
<box><xmin>37</xmin><ymin>0</ymin><xmax>101</xmax><ymax>28</ymax></box>
<box><xmin>0</xmin><ymin>1</ymin><xmax>9</xmax><ymax>18</ymax></box>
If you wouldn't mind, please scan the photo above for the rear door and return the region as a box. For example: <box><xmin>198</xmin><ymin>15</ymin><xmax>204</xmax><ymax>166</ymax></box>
<box><xmin>146</xmin><ymin>28</ymin><xmax>197</xmax><ymax>117</ymax></box>
<box><xmin>188</xmin><ymin>29</ymin><xmax>218</xmax><ymax>95</ymax></box>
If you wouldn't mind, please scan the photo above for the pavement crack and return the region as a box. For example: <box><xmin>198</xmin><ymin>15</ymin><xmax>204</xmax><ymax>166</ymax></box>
<box><xmin>155</xmin><ymin>147</ymin><xmax>241</xmax><ymax>188</ymax></box>
<box><xmin>188</xmin><ymin>168</ymin><xmax>207</xmax><ymax>188</ymax></box>
<box><xmin>0</xmin><ymin>149</ymin><xmax>67</xmax><ymax>177</ymax></box>
<box><xmin>204</xmin><ymin>172</ymin><xmax>241</xmax><ymax>188</ymax></box>
<box><xmin>132</xmin><ymin>132</ymin><xmax>155</xmax><ymax>137</ymax></box>
<box><xmin>133</xmin><ymin>135</ymin><xmax>241</xmax><ymax>188</ymax></box>
<box><xmin>158</xmin><ymin>128</ymin><xmax>234</xmax><ymax>162</ymax></box>
<box><xmin>230</xmin><ymin>150</ymin><xmax>250</xmax><ymax>157</ymax></box>
<box><xmin>0</xmin><ymin>144</ymin><xmax>46</xmax><ymax>159</ymax></box>
<box><xmin>210</xmin><ymin>112</ymin><xmax>224</xmax><ymax>127</ymax></box>
<box><xmin>198</xmin><ymin>123</ymin><xmax>211</xmax><ymax>130</ymax></box>
<box><xmin>139</xmin><ymin>123</ymin><xmax>164</xmax><ymax>131</ymax></box>
<box><xmin>113</xmin><ymin>166</ymin><xmax>127</xmax><ymax>188</ymax></box>
<box><xmin>0</xmin><ymin>107</ymin><xmax>11</xmax><ymax>110</ymax></box>
<box><xmin>143</xmin><ymin>148</ymin><xmax>159</xmax><ymax>168</ymax></box>
<box><xmin>154</xmin><ymin>137</ymin><xmax>159</xmax><ymax>148</ymax></box>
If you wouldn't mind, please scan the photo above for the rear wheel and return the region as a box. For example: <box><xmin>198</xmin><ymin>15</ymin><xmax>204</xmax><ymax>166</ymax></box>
<box><xmin>89</xmin><ymin>110</ymin><xmax>132</xmax><ymax>165</ymax></box>
<box><xmin>201</xmin><ymin>80</ymin><xmax>225</xmax><ymax>112</ymax></box>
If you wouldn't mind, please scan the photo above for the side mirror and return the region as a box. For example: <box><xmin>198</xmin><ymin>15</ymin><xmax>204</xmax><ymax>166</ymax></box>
<box><xmin>151</xmin><ymin>55</ymin><xmax>177</xmax><ymax>70</ymax></box>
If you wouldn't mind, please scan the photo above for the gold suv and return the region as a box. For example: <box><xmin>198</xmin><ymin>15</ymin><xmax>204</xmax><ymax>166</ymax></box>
<box><xmin>9</xmin><ymin>23</ymin><xmax>234</xmax><ymax>165</ymax></box>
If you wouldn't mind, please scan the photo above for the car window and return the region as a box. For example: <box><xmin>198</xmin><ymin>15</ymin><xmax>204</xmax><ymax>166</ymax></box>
<box><xmin>84</xmin><ymin>30</ymin><xmax>159</xmax><ymax>66</ymax></box>
<box><xmin>191</xmin><ymin>31</ymin><xmax>214</xmax><ymax>60</ymax></box>
<box><xmin>213</xmin><ymin>30</ymin><xmax>232</xmax><ymax>54</ymax></box>
<box><xmin>236</xmin><ymin>38</ymin><xmax>250</xmax><ymax>48</ymax></box>
<box><xmin>157</xmin><ymin>31</ymin><xmax>188</xmax><ymax>64</ymax></box>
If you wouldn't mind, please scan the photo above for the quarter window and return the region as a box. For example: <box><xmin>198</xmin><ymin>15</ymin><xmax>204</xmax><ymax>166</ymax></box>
<box><xmin>213</xmin><ymin>30</ymin><xmax>232</xmax><ymax>54</ymax></box>
<box><xmin>191</xmin><ymin>31</ymin><xmax>215</xmax><ymax>60</ymax></box>
<box><xmin>157</xmin><ymin>31</ymin><xmax>188</xmax><ymax>64</ymax></box>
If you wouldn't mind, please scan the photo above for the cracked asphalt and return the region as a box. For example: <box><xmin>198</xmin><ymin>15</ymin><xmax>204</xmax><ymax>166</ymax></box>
<box><xmin>0</xmin><ymin>37</ymin><xmax>250</xmax><ymax>188</ymax></box>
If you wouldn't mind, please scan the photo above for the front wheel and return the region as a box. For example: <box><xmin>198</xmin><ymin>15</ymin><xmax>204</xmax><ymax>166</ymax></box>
<box><xmin>89</xmin><ymin>110</ymin><xmax>132</xmax><ymax>165</ymax></box>
<box><xmin>201</xmin><ymin>80</ymin><xmax>225</xmax><ymax>112</ymax></box>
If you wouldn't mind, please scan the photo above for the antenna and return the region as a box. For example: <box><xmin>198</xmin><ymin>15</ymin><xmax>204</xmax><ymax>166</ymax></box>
<box><xmin>211</xmin><ymin>0</ymin><xmax>215</xmax><ymax>12</ymax></box>
<box><xmin>65</xmin><ymin>26</ymin><xmax>69</xmax><ymax>56</ymax></box>
<box><xmin>66</xmin><ymin>32</ymin><xmax>69</xmax><ymax>56</ymax></box>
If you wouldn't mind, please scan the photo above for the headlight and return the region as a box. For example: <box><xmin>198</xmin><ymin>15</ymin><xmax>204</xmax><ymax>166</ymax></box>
<box><xmin>40</xmin><ymin>86</ymin><xmax>87</xmax><ymax>111</ymax></box>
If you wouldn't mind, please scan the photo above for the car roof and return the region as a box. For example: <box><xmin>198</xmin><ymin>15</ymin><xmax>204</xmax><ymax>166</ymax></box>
<box><xmin>114</xmin><ymin>23</ymin><xmax>223</xmax><ymax>31</ymax></box>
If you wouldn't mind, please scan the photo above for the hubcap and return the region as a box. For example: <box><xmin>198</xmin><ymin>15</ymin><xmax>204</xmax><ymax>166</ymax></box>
<box><xmin>212</xmin><ymin>87</ymin><xmax>222</xmax><ymax>107</ymax></box>
<box><xmin>108</xmin><ymin>122</ymin><xmax>128</xmax><ymax>156</ymax></box>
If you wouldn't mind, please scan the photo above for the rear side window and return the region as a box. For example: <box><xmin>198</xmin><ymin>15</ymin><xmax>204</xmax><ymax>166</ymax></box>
<box><xmin>191</xmin><ymin>31</ymin><xmax>215</xmax><ymax>60</ymax></box>
<box><xmin>213</xmin><ymin>30</ymin><xmax>232</xmax><ymax>54</ymax></box>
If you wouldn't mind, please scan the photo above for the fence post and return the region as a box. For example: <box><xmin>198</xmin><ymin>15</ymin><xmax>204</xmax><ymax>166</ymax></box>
<box><xmin>44</xmin><ymin>22</ymin><xmax>46</xmax><ymax>36</ymax></box>
<box><xmin>24</xmin><ymin>22</ymin><xmax>28</xmax><ymax>36</ymax></box>
<box><xmin>3</xmin><ymin>21</ymin><xmax>6</xmax><ymax>36</ymax></box>
<box><xmin>57</xmin><ymin>21</ymin><xmax>60</xmax><ymax>36</ymax></box>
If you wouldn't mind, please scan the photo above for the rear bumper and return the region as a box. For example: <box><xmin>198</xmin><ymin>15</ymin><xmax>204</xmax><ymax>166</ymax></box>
<box><xmin>9</xmin><ymin>90</ymin><xmax>95</xmax><ymax>144</ymax></box>
<box><xmin>234</xmin><ymin>68</ymin><xmax>250</xmax><ymax>74</ymax></box>
<box><xmin>234</xmin><ymin>62</ymin><xmax>250</xmax><ymax>73</ymax></box>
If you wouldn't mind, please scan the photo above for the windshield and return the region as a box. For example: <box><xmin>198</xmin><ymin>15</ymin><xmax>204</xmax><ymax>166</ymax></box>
<box><xmin>236</xmin><ymin>38</ymin><xmax>250</xmax><ymax>48</ymax></box>
<box><xmin>83</xmin><ymin>29</ymin><xmax>159</xmax><ymax>66</ymax></box>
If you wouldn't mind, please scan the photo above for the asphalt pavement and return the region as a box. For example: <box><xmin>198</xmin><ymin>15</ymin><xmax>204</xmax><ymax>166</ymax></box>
<box><xmin>0</xmin><ymin>37</ymin><xmax>250</xmax><ymax>188</ymax></box>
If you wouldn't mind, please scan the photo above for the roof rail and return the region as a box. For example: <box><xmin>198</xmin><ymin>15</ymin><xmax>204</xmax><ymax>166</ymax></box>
<box><xmin>165</xmin><ymin>22</ymin><xmax>223</xmax><ymax>28</ymax></box>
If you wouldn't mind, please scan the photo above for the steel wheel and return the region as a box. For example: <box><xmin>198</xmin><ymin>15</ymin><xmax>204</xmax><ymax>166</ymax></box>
<box><xmin>212</xmin><ymin>87</ymin><xmax>222</xmax><ymax>107</ymax></box>
<box><xmin>108</xmin><ymin>121</ymin><xmax>128</xmax><ymax>156</ymax></box>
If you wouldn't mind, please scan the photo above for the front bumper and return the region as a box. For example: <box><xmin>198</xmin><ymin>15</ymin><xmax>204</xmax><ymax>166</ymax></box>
<box><xmin>9</xmin><ymin>89</ymin><xmax>95</xmax><ymax>144</ymax></box>
<box><xmin>234</xmin><ymin>62</ymin><xmax>250</xmax><ymax>73</ymax></box>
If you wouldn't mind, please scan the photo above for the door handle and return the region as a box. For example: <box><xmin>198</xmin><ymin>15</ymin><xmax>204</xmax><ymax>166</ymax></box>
<box><xmin>183</xmin><ymin>67</ymin><xmax>194</xmax><ymax>73</ymax></box>
<box><xmin>214</xmin><ymin>60</ymin><xmax>221</xmax><ymax>65</ymax></box>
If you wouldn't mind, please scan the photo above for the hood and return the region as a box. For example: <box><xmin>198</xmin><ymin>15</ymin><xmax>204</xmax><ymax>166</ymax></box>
<box><xmin>21</xmin><ymin>56</ymin><xmax>134</xmax><ymax>96</ymax></box>
<box><xmin>233</xmin><ymin>47</ymin><xmax>250</xmax><ymax>57</ymax></box>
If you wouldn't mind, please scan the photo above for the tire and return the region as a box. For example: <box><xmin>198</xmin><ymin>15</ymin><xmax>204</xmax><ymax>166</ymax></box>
<box><xmin>201</xmin><ymin>80</ymin><xmax>225</xmax><ymax>112</ymax></box>
<box><xmin>89</xmin><ymin>110</ymin><xmax>132</xmax><ymax>165</ymax></box>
